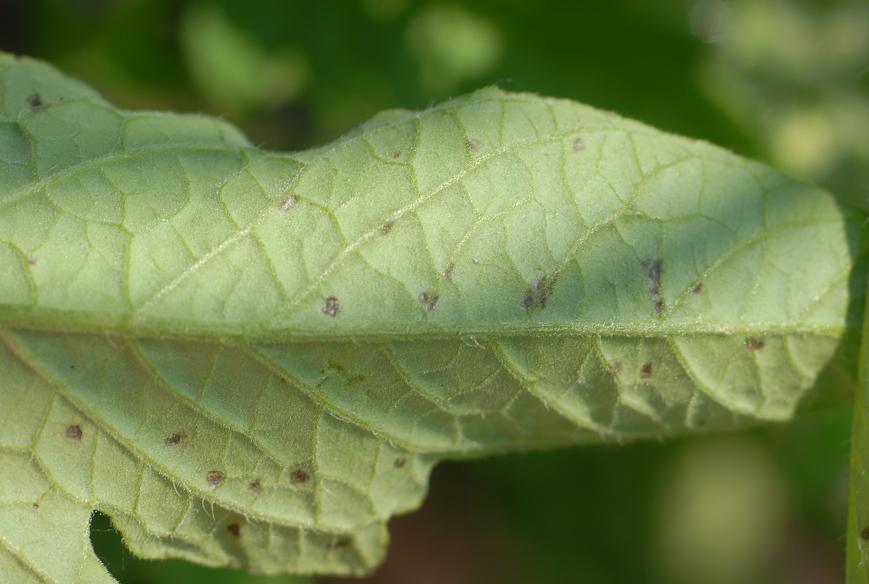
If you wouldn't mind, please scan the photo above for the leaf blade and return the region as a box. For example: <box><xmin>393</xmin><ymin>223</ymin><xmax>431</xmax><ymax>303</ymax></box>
<box><xmin>0</xmin><ymin>53</ymin><xmax>864</xmax><ymax>580</ymax></box>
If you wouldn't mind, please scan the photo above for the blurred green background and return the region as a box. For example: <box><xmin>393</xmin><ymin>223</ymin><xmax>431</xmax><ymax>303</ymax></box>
<box><xmin>2</xmin><ymin>0</ymin><xmax>866</xmax><ymax>582</ymax></box>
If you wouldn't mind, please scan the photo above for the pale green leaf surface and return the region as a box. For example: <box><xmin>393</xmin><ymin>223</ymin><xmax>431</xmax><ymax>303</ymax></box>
<box><xmin>0</xmin><ymin>53</ymin><xmax>865</xmax><ymax>581</ymax></box>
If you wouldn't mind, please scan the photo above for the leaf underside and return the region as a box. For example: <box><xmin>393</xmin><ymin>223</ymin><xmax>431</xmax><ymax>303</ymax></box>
<box><xmin>0</xmin><ymin>54</ymin><xmax>865</xmax><ymax>581</ymax></box>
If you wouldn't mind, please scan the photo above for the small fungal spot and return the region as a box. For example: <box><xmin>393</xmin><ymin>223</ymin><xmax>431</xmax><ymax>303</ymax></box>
<box><xmin>465</xmin><ymin>138</ymin><xmax>481</xmax><ymax>153</ymax></box>
<box><xmin>32</xmin><ymin>502</ymin><xmax>39</xmax><ymax>509</ymax></box>
<box><xmin>443</xmin><ymin>262</ymin><xmax>455</xmax><ymax>281</ymax></box>
<box><xmin>641</xmin><ymin>259</ymin><xmax>662</xmax><ymax>294</ymax></box>
<box><xmin>290</xmin><ymin>469</ymin><xmax>309</xmax><ymax>484</ymax></box>
<box><xmin>381</xmin><ymin>221</ymin><xmax>393</xmax><ymax>234</ymax></box>
<box><xmin>418</xmin><ymin>291</ymin><xmax>440</xmax><ymax>311</ymax></box>
<box><xmin>641</xmin><ymin>259</ymin><xmax>664</xmax><ymax>315</ymax></box>
<box><xmin>322</xmin><ymin>296</ymin><xmax>341</xmax><ymax>317</ymax></box>
<box><xmin>391</xmin><ymin>150</ymin><xmax>402</xmax><ymax>160</ymax></box>
<box><xmin>861</xmin><ymin>526</ymin><xmax>869</xmax><ymax>541</ymax></box>
<box><xmin>27</xmin><ymin>93</ymin><xmax>43</xmax><ymax>108</ymax></box>
<box><xmin>692</xmin><ymin>283</ymin><xmax>704</xmax><ymax>295</ymax></box>
<box><xmin>26</xmin><ymin>255</ymin><xmax>37</xmax><ymax>266</ymax></box>
<box><xmin>522</xmin><ymin>274</ymin><xmax>556</xmax><ymax>310</ymax></box>
<box><xmin>65</xmin><ymin>424</ymin><xmax>82</xmax><ymax>441</ymax></box>
<box><xmin>227</xmin><ymin>523</ymin><xmax>241</xmax><ymax>537</ymax></box>
<box><xmin>745</xmin><ymin>338</ymin><xmax>765</xmax><ymax>351</ymax></box>
<box><xmin>281</xmin><ymin>196</ymin><xmax>297</xmax><ymax>211</ymax></box>
<box><xmin>207</xmin><ymin>470</ymin><xmax>225</xmax><ymax>487</ymax></box>
<box><xmin>571</xmin><ymin>137</ymin><xmax>586</xmax><ymax>152</ymax></box>
<box><xmin>640</xmin><ymin>362</ymin><xmax>653</xmax><ymax>378</ymax></box>
<box><xmin>249</xmin><ymin>479</ymin><xmax>263</xmax><ymax>493</ymax></box>
<box><xmin>165</xmin><ymin>432</ymin><xmax>186</xmax><ymax>446</ymax></box>
<box><xmin>393</xmin><ymin>457</ymin><xmax>407</xmax><ymax>469</ymax></box>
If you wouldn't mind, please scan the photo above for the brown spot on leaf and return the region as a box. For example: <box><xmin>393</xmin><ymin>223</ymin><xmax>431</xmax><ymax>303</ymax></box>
<box><xmin>381</xmin><ymin>220</ymin><xmax>393</xmax><ymax>234</ymax></box>
<box><xmin>640</xmin><ymin>362</ymin><xmax>653</xmax><ymax>378</ymax></box>
<box><xmin>393</xmin><ymin>457</ymin><xmax>407</xmax><ymax>469</ymax></box>
<box><xmin>322</xmin><ymin>296</ymin><xmax>341</xmax><ymax>317</ymax></box>
<box><xmin>32</xmin><ymin>502</ymin><xmax>39</xmax><ymax>509</ymax></box>
<box><xmin>745</xmin><ymin>338</ymin><xmax>765</xmax><ymax>351</ymax></box>
<box><xmin>862</xmin><ymin>527</ymin><xmax>869</xmax><ymax>541</ymax></box>
<box><xmin>27</xmin><ymin>93</ymin><xmax>43</xmax><ymax>108</ymax></box>
<box><xmin>443</xmin><ymin>262</ymin><xmax>455</xmax><ymax>281</ymax></box>
<box><xmin>418</xmin><ymin>291</ymin><xmax>439</xmax><ymax>311</ymax></box>
<box><xmin>523</xmin><ymin>274</ymin><xmax>556</xmax><ymax>310</ymax></box>
<box><xmin>290</xmin><ymin>469</ymin><xmax>309</xmax><ymax>484</ymax></box>
<box><xmin>207</xmin><ymin>470</ymin><xmax>225</xmax><ymax>487</ymax></box>
<box><xmin>571</xmin><ymin>137</ymin><xmax>586</xmax><ymax>152</ymax></box>
<box><xmin>26</xmin><ymin>255</ymin><xmax>37</xmax><ymax>266</ymax></box>
<box><xmin>165</xmin><ymin>432</ymin><xmax>186</xmax><ymax>446</ymax></box>
<box><xmin>248</xmin><ymin>479</ymin><xmax>263</xmax><ymax>493</ymax></box>
<box><xmin>465</xmin><ymin>138</ymin><xmax>481</xmax><ymax>153</ymax></box>
<box><xmin>692</xmin><ymin>282</ymin><xmax>704</xmax><ymax>295</ymax></box>
<box><xmin>391</xmin><ymin>150</ymin><xmax>402</xmax><ymax>160</ymax></box>
<box><xmin>65</xmin><ymin>424</ymin><xmax>82</xmax><ymax>441</ymax></box>
<box><xmin>227</xmin><ymin>523</ymin><xmax>241</xmax><ymax>537</ymax></box>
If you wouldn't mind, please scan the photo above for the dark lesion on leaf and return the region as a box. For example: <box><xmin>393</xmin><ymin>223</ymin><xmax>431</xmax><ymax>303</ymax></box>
<box><xmin>640</xmin><ymin>362</ymin><xmax>653</xmax><ymax>378</ymax></box>
<box><xmin>65</xmin><ymin>424</ymin><xmax>83</xmax><ymax>441</ymax></box>
<box><xmin>692</xmin><ymin>282</ymin><xmax>704</xmax><ymax>295</ymax></box>
<box><xmin>443</xmin><ymin>262</ymin><xmax>455</xmax><ymax>281</ymax></box>
<box><xmin>26</xmin><ymin>254</ymin><xmax>37</xmax><ymax>266</ymax></box>
<box><xmin>465</xmin><ymin>137</ymin><xmax>481</xmax><ymax>153</ymax></box>
<box><xmin>393</xmin><ymin>457</ymin><xmax>407</xmax><ymax>469</ymax></box>
<box><xmin>227</xmin><ymin>523</ymin><xmax>241</xmax><ymax>537</ymax></box>
<box><xmin>381</xmin><ymin>220</ymin><xmax>394</xmax><ymax>234</ymax></box>
<box><xmin>164</xmin><ymin>431</ymin><xmax>187</xmax><ymax>446</ymax></box>
<box><xmin>248</xmin><ymin>479</ymin><xmax>263</xmax><ymax>493</ymax></box>
<box><xmin>418</xmin><ymin>291</ymin><xmax>439</xmax><ymax>311</ymax></box>
<box><xmin>322</xmin><ymin>296</ymin><xmax>341</xmax><ymax>317</ymax></box>
<box><xmin>745</xmin><ymin>338</ymin><xmax>765</xmax><ymax>351</ymax></box>
<box><xmin>207</xmin><ymin>470</ymin><xmax>225</xmax><ymax>487</ymax></box>
<box><xmin>641</xmin><ymin>259</ymin><xmax>664</xmax><ymax>314</ymax></box>
<box><xmin>861</xmin><ymin>526</ymin><xmax>869</xmax><ymax>541</ymax></box>
<box><xmin>522</xmin><ymin>274</ymin><xmax>557</xmax><ymax>310</ymax></box>
<box><xmin>26</xmin><ymin>93</ymin><xmax>43</xmax><ymax>109</ymax></box>
<box><xmin>290</xmin><ymin>469</ymin><xmax>310</xmax><ymax>484</ymax></box>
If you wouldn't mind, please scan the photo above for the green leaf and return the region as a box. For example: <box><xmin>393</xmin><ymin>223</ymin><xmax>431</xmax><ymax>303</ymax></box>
<box><xmin>0</xmin><ymin>53</ymin><xmax>864</xmax><ymax>581</ymax></box>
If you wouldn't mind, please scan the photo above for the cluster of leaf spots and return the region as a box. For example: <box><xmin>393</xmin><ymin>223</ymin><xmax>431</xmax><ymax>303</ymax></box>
<box><xmin>0</xmin><ymin>53</ymin><xmax>865</xmax><ymax>582</ymax></box>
